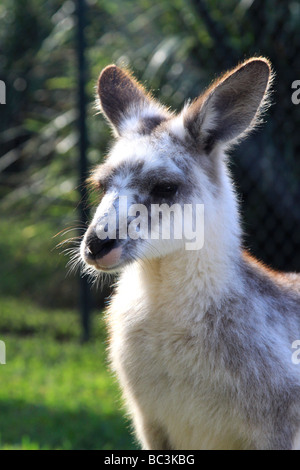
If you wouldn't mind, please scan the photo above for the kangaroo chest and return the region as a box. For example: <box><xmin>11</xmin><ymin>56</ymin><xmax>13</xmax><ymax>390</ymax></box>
<box><xmin>108</xmin><ymin>294</ymin><xmax>247</xmax><ymax>450</ymax></box>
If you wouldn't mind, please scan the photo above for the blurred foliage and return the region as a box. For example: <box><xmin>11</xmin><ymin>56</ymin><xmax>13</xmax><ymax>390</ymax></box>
<box><xmin>0</xmin><ymin>0</ymin><xmax>299</xmax><ymax>310</ymax></box>
<box><xmin>0</xmin><ymin>0</ymin><xmax>299</xmax><ymax>451</ymax></box>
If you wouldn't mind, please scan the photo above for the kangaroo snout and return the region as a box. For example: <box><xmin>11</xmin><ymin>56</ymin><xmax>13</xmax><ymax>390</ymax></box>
<box><xmin>83</xmin><ymin>229</ymin><xmax>122</xmax><ymax>271</ymax></box>
<box><xmin>86</xmin><ymin>232</ymin><xmax>116</xmax><ymax>258</ymax></box>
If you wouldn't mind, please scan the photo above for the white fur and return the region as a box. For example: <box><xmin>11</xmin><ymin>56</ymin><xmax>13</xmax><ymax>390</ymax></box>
<box><xmin>80</xmin><ymin>59</ymin><xmax>300</xmax><ymax>450</ymax></box>
<box><xmin>106</xmin><ymin>160</ymin><xmax>246</xmax><ymax>449</ymax></box>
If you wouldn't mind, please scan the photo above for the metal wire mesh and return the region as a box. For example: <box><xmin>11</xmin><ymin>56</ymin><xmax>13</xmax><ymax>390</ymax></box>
<box><xmin>191</xmin><ymin>0</ymin><xmax>300</xmax><ymax>272</ymax></box>
<box><xmin>0</xmin><ymin>0</ymin><xmax>299</xmax><ymax>324</ymax></box>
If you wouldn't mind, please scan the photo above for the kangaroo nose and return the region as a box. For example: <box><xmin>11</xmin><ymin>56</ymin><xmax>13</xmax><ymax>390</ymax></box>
<box><xmin>86</xmin><ymin>234</ymin><xmax>116</xmax><ymax>259</ymax></box>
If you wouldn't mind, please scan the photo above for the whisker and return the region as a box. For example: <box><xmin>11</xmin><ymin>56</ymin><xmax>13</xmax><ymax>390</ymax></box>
<box><xmin>56</xmin><ymin>237</ymin><xmax>82</xmax><ymax>250</ymax></box>
<box><xmin>53</xmin><ymin>226</ymin><xmax>87</xmax><ymax>238</ymax></box>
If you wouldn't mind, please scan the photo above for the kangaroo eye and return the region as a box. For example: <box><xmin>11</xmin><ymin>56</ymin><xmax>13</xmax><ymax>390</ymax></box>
<box><xmin>151</xmin><ymin>183</ymin><xmax>178</xmax><ymax>198</ymax></box>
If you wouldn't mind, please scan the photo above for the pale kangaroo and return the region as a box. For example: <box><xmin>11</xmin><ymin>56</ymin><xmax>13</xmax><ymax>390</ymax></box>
<box><xmin>80</xmin><ymin>58</ymin><xmax>300</xmax><ymax>450</ymax></box>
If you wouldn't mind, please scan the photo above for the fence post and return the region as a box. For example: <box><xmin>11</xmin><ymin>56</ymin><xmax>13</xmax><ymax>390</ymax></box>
<box><xmin>76</xmin><ymin>0</ymin><xmax>91</xmax><ymax>342</ymax></box>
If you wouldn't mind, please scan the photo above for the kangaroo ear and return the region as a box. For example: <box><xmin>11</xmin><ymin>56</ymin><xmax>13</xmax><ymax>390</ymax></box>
<box><xmin>184</xmin><ymin>58</ymin><xmax>273</xmax><ymax>152</ymax></box>
<box><xmin>97</xmin><ymin>65</ymin><xmax>169</xmax><ymax>136</ymax></box>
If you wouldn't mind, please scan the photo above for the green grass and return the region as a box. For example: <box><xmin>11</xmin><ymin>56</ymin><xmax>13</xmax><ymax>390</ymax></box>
<box><xmin>0</xmin><ymin>195</ymin><xmax>136</xmax><ymax>449</ymax></box>
<box><xmin>0</xmin><ymin>297</ymin><xmax>137</xmax><ymax>450</ymax></box>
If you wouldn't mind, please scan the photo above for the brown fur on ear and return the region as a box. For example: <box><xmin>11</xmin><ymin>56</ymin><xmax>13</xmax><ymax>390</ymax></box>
<box><xmin>97</xmin><ymin>65</ymin><xmax>171</xmax><ymax>136</ymax></box>
<box><xmin>98</xmin><ymin>65</ymin><xmax>150</xmax><ymax>131</ymax></box>
<box><xmin>184</xmin><ymin>57</ymin><xmax>273</xmax><ymax>151</ymax></box>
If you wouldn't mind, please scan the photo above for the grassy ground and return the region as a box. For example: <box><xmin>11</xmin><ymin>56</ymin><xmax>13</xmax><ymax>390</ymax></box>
<box><xmin>0</xmin><ymin>297</ymin><xmax>137</xmax><ymax>450</ymax></box>
<box><xmin>0</xmin><ymin>194</ymin><xmax>137</xmax><ymax>449</ymax></box>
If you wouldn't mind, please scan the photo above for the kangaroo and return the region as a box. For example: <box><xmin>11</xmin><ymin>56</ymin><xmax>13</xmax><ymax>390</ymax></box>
<box><xmin>79</xmin><ymin>58</ymin><xmax>300</xmax><ymax>450</ymax></box>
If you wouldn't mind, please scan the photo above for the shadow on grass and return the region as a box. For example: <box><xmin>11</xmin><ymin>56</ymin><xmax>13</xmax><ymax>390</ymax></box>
<box><xmin>0</xmin><ymin>399</ymin><xmax>137</xmax><ymax>450</ymax></box>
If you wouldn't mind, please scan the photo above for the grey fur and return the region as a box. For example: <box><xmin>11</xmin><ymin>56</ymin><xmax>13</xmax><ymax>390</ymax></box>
<box><xmin>79</xmin><ymin>58</ymin><xmax>300</xmax><ymax>450</ymax></box>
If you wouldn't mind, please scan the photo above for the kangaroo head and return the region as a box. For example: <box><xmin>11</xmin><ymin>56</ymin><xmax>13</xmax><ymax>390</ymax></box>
<box><xmin>80</xmin><ymin>58</ymin><xmax>272</xmax><ymax>273</ymax></box>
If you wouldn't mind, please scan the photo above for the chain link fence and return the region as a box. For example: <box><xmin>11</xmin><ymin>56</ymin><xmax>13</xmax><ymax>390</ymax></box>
<box><xmin>189</xmin><ymin>0</ymin><xmax>300</xmax><ymax>272</ymax></box>
<box><xmin>0</xmin><ymin>0</ymin><xmax>299</xmax><ymax>331</ymax></box>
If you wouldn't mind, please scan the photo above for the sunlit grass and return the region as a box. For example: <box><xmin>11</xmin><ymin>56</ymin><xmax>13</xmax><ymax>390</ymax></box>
<box><xmin>0</xmin><ymin>298</ymin><xmax>137</xmax><ymax>450</ymax></box>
